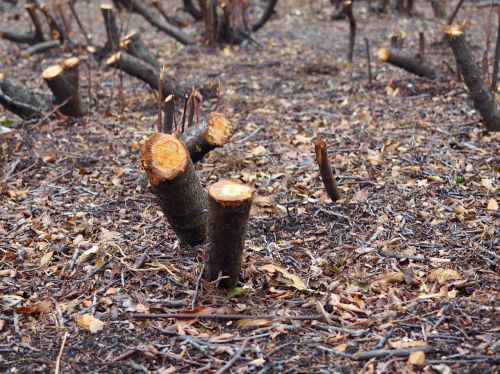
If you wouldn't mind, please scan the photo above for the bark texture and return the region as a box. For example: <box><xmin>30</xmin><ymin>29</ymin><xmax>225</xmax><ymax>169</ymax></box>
<box><xmin>0</xmin><ymin>74</ymin><xmax>47</xmax><ymax>119</ymax></box>
<box><xmin>205</xmin><ymin>180</ymin><xmax>253</xmax><ymax>288</ymax></box>
<box><xmin>377</xmin><ymin>46</ymin><xmax>437</xmax><ymax>79</ymax></box>
<box><xmin>314</xmin><ymin>138</ymin><xmax>341</xmax><ymax>202</ymax></box>
<box><xmin>141</xmin><ymin>133</ymin><xmax>207</xmax><ymax>246</ymax></box>
<box><xmin>101</xmin><ymin>3</ymin><xmax>120</xmax><ymax>52</ymax></box>
<box><xmin>442</xmin><ymin>23</ymin><xmax>500</xmax><ymax>132</ymax></box>
<box><xmin>106</xmin><ymin>52</ymin><xmax>184</xmax><ymax>97</ymax></box>
<box><xmin>42</xmin><ymin>57</ymin><xmax>85</xmax><ymax>117</ymax></box>
<box><xmin>121</xmin><ymin>30</ymin><xmax>159</xmax><ymax>70</ymax></box>
<box><xmin>181</xmin><ymin>112</ymin><xmax>234</xmax><ymax>164</ymax></box>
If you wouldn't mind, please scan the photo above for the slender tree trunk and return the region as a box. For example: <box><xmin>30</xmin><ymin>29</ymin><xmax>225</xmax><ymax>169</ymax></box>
<box><xmin>141</xmin><ymin>133</ymin><xmax>207</xmax><ymax>246</ymax></box>
<box><xmin>101</xmin><ymin>3</ymin><xmax>120</xmax><ymax>52</ymax></box>
<box><xmin>442</xmin><ymin>23</ymin><xmax>500</xmax><ymax>132</ymax></box>
<box><xmin>205</xmin><ymin>180</ymin><xmax>253</xmax><ymax>288</ymax></box>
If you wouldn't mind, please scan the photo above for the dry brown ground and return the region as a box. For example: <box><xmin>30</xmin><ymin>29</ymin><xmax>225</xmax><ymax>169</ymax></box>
<box><xmin>0</xmin><ymin>1</ymin><xmax>499</xmax><ymax>373</ymax></box>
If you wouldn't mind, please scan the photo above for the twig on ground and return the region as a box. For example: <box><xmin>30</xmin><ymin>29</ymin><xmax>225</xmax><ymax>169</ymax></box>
<box><xmin>54</xmin><ymin>332</ymin><xmax>69</xmax><ymax>374</ymax></box>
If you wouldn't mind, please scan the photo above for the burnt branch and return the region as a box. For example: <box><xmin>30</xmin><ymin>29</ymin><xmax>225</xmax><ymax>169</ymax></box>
<box><xmin>377</xmin><ymin>46</ymin><xmax>437</xmax><ymax>79</ymax></box>
<box><xmin>252</xmin><ymin>0</ymin><xmax>278</xmax><ymax>32</ymax></box>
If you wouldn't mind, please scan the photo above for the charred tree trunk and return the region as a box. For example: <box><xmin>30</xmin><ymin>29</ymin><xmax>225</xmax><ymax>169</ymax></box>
<box><xmin>442</xmin><ymin>23</ymin><xmax>500</xmax><ymax>132</ymax></box>
<box><xmin>205</xmin><ymin>180</ymin><xmax>253</xmax><ymax>288</ymax></box>
<box><xmin>429</xmin><ymin>0</ymin><xmax>447</xmax><ymax>19</ymax></box>
<box><xmin>141</xmin><ymin>133</ymin><xmax>207</xmax><ymax>246</ymax></box>
<box><xmin>377</xmin><ymin>46</ymin><xmax>437</xmax><ymax>79</ymax></box>
<box><xmin>42</xmin><ymin>57</ymin><xmax>85</xmax><ymax>117</ymax></box>
<box><xmin>0</xmin><ymin>74</ymin><xmax>47</xmax><ymax>119</ymax></box>
<box><xmin>152</xmin><ymin>0</ymin><xmax>186</xmax><ymax>28</ymax></box>
<box><xmin>344</xmin><ymin>1</ymin><xmax>356</xmax><ymax>63</ymax></box>
<box><xmin>106</xmin><ymin>52</ymin><xmax>184</xmax><ymax>97</ymax></box>
<box><xmin>25</xmin><ymin>3</ymin><xmax>45</xmax><ymax>44</ymax></box>
<box><xmin>24</xmin><ymin>40</ymin><xmax>60</xmax><ymax>56</ymax></box>
<box><xmin>181</xmin><ymin>112</ymin><xmax>234</xmax><ymax>163</ymax></box>
<box><xmin>120</xmin><ymin>30</ymin><xmax>159</xmax><ymax>70</ymax></box>
<box><xmin>162</xmin><ymin>94</ymin><xmax>175</xmax><ymax>133</ymax></box>
<box><xmin>101</xmin><ymin>3</ymin><xmax>120</xmax><ymax>52</ymax></box>
<box><xmin>314</xmin><ymin>139</ymin><xmax>341</xmax><ymax>202</ymax></box>
<box><xmin>116</xmin><ymin>0</ymin><xmax>194</xmax><ymax>45</ymax></box>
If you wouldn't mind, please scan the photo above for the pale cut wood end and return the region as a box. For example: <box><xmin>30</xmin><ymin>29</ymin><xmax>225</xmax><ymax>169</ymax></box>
<box><xmin>206</xmin><ymin>112</ymin><xmax>234</xmax><ymax>146</ymax></box>
<box><xmin>377</xmin><ymin>46</ymin><xmax>390</xmax><ymax>63</ymax></box>
<box><xmin>209</xmin><ymin>180</ymin><xmax>253</xmax><ymax>207</ymax></box>
<box><xmin>42</xmin><ymin>65</ymin><xmax>64</xmax><ymax>80</ymax></box>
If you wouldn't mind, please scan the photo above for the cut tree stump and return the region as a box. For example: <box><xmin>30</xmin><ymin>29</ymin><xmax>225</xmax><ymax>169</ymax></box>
<box><xmin>314</xmin><ymin>138</ymin><xmax>341</xmax><ymax>202</ymax></box>
<box><xmin>106</xmin><ymin>52</ymin><xmax>184</xmax><ymax>97</ymax></box>
<box><xmin>442</xmin><ymin>23</ymin><xmax>500</xmax><ymax>132</ymax></box>
<box><xmin>377</xmin><ymin>46</ymin><xmax>437</xmax><ymax>79</ymax></box>
<box><xmin>121</xmin><ymin>30</ymin><xmax>159</xmax><ymax>70</ymax></box>
<box><xmin>0</xmin><ymin>73</ymin><xmax>47</xmax><ymax>119</ymax></box>
<box><xmin>101</xmin><ymin>3</ymin><xmax>120</xmax><ymax>52</ymax></box>
<box><xmin>205</xmin><ymin>180</ymin><xmax>253</xmax><ymax>288</ymax></box>
<box><xmin>141</xmin><ymin>133</ymin><xmax>207</xmax><ymax>246</ymax></box>
<box><xmin>42</xmin><ymin>57</ymin><xmax>85</xmax><ymax>118</ymax></box>
<box><xmin>181</xmin><ymin>112</ymin><xmax>234</xmax><ymax>164</ymax></box>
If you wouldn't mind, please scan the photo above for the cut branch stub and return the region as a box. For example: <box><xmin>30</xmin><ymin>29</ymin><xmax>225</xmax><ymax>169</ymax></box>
<box><xmin>121</xmin><ymin>30</ymin><xmax>159</xmax><ymax>70</ymax></box>
<box><xmin>377</xmin><ymin>46</ymin><xmax>437</xmax><ymax>79</ymax></box>
<box><xmin>181</xmin><ymin>112</ymin><xmax>234</xmax><ymax>164</ymax></box>
<box><xmin>205</xmin><ymin>180</ymin><xmax>253</xmax><ymax>289</ymax></box>
<box><xmin>442</xmin><ymin>23</ymin><xmax>500</xmax><ymax>132</ymax></box>
<box><xmin>141</xmin><ymin>133</ymin><xmax>207</xmax><ymax>246</ymax></box>
<box><xmin>106</xmin><ymin>52</ymin><xmax>184</xmax><ymax>97</ymax></box>
<box><xmin>42</xmin><ymin>57</ymin><xmax>85</xmax><ymax>117</ymax></box>
<box><xmin>314</xmin><ymin>138</ymin><xmax>341</xmax><ymax>202</ymax></box>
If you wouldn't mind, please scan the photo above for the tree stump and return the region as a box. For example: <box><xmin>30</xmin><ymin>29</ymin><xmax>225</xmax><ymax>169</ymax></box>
<box><xmin>205</xmin><ymin>180</ymin><xmax>253</xmax><ymax>288</ymax></box>
<box><xmin>121</xmin><ymin>30</ymin><xmax>159</xmax><ymax>69</ymax></box>
<box><xmin>141</xmin><ymin>133</ymin><xmax>207</xmax><ymax>246</ymax></box>
<box><xmin>42</xmin><ymin>57</ymin><xmax>85</xmax><ymax>117</ymax></box>
<box><xmin>377</xmin><ymin>46</ymin><xmax>437</xmax><ymax>79</ymax></box>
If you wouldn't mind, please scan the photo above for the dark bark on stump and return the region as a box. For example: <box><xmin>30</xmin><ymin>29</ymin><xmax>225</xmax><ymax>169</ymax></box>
<box><xmin>181</xmin><ymin>112</ymin><xmax>234</xmax><ymax>164</ymax></box>
<box><xmin>141</xmin><ymin>133</ymin><xmax>207</xmax><ymax>246</ymax></box>
<box><xmin>121</xmin><ymin>30</ymin><xmax>159</xmax><ymax>70</ymax></box>
<box><xmin>314</xmin><ymin>138</ymin><xmax>341</xmax><ymax>202</ymax></box>
<box><xmin>39</xmin><ymin>3</ymin><xmax>64</xmax><ymax>43</ymax></box>
<box><xmin>0</xmin><ymin>74</ymin><xmax>47</xmax><ymax>119</ymax></box>
<box><xmin>377</xmin><ymin>46</ymin><xmax>437</xmax><ymax>79</ymax></box>
<box><xmin>25</xmin><ymin>4</ymin><xmax>45</xmax><ymax>44</ymax></box>
<box><xmin>442</xmin><ymin>23</ymin><xmax>500</xmax><ymax>132</ymax></box>
<box><xmin>101</xmin><ymin>3</ymin><xmax>120</xmax><ymax>52</ymax></box>
<box><xmin>42</xmin><ymin>57</ymin><xmax>85</xmax><ymax>117</ymax></box>
<box><xmin>344</xmin><ymin>0</ymin><xmax>356</xmax><ymax>63</ymax></box>
<box><xmin>492</xmin><ymin>8</ymin><xmax>500</xmax><ymax>92</ymax></box>
<box><xmin>163</xmin><ymin>94</ymin><xmax>175</xmax><ymax>133</ymax></box>
<box><xmin>205</xmin><ymin>180</ymin><xmax>253</xmax><ymax>288</ymax></box>
<box><xmin>106</xmin><ymin>52</ymin><xmax>184</xmax><ymax>97</ymax></box>
<box><xmin>116</xmin><ymin>0</ymin><xmax>194</xmax><ymax>45</ymax></box>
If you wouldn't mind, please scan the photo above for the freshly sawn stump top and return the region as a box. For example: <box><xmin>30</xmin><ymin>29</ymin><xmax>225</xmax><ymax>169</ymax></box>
<box><xmin>141</xmin><ymin>133</ymin><xmax>190</xmax><ymax>185</ymax></box>
<box><xmin>208</xmin><ymin>180</ymin><xmax>253</xmax><ymax>207</ymax></box>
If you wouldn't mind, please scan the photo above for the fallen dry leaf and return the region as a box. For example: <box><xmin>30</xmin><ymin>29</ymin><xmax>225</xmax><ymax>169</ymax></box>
<box><xmin>428</xmin><ymin>268</ymin><xmax>461</xmax><ymax>284</ymax></box>
<box><xmin>408</xmin><ymin>350</ymin><xmax>426</xmax><ymax>364</ymax></box>
<box><xmin>260</xmin><ymin>264</ymin><xmax>307</xmax><ymax>290</ymax></box>
<box><xmin>486</xmin><ymin>198</ymin><xmax>498</xmax><ymax>211</ymax></box>
<box><xmin>76</xmin><ymin>314</ymin><xmax>105</xmax><ymax>333</ymax></box>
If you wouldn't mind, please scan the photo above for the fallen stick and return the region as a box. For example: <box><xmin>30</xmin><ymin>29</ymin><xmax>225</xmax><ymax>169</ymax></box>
<box><xmin>205</xmin><ymin>180</ymin><xmax>253</xmax><ymax>288</ymax></box>
<box><xmin>24</xmin><ymin>40</ymin><xmax>60</xmax><ymax>56</ymax></box>
<box><xmin>116</xmin><ymin>0</ymin><xmax>194</xmax><ymax>45</ymax></box>
<box><xmin>319</xmin><ymin>345</ymin><xmax>435</xmax><ymax>360</ymax></box>
<box><xmin>314</xmin><ymin>139</ymin><xmax>341</xmax><ymax>202</ymax></box>
<box><xmin>442</xmin><ymin>23</ymin><xmax>500</xmax><ymax>132</ymax></box>
<box><xmin>106</xmin><ymin>52</ymin><xmax>184</xmax><ymax>97</ymax></box>
<box><xmin>131</xmin><ymin>312</ymin><xmax>323</xmax><ymax>321</ymax></box>
<box><xmin>377</xmin><ymin>46</ymin><xmax>437</xmax><ymax>79</ymax></box>
<box><xmin>141</xmin><ymin>133</ymin><xmax>207</xmax><ymax>246</ymax></box>
<box><xmin>42</xmin><ymin>57</ymin><xmax>85</xmax><ymax>117</ymax></box>
<box><xmin>121</xmin><ymin>30</ymin><xmax>159</xmax><ymax>70</ymax></box>
<box><xmin>181</xmin><ymin>112</ymin><xmax>234</xmax><ymax>163</ymax></box>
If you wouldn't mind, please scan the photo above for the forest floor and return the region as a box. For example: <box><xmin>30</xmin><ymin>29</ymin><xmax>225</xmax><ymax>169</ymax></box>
<box><xmin>0</xmin><ymin>1</ymin><xmax>499</xmax><ymax>373</ymax></box>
